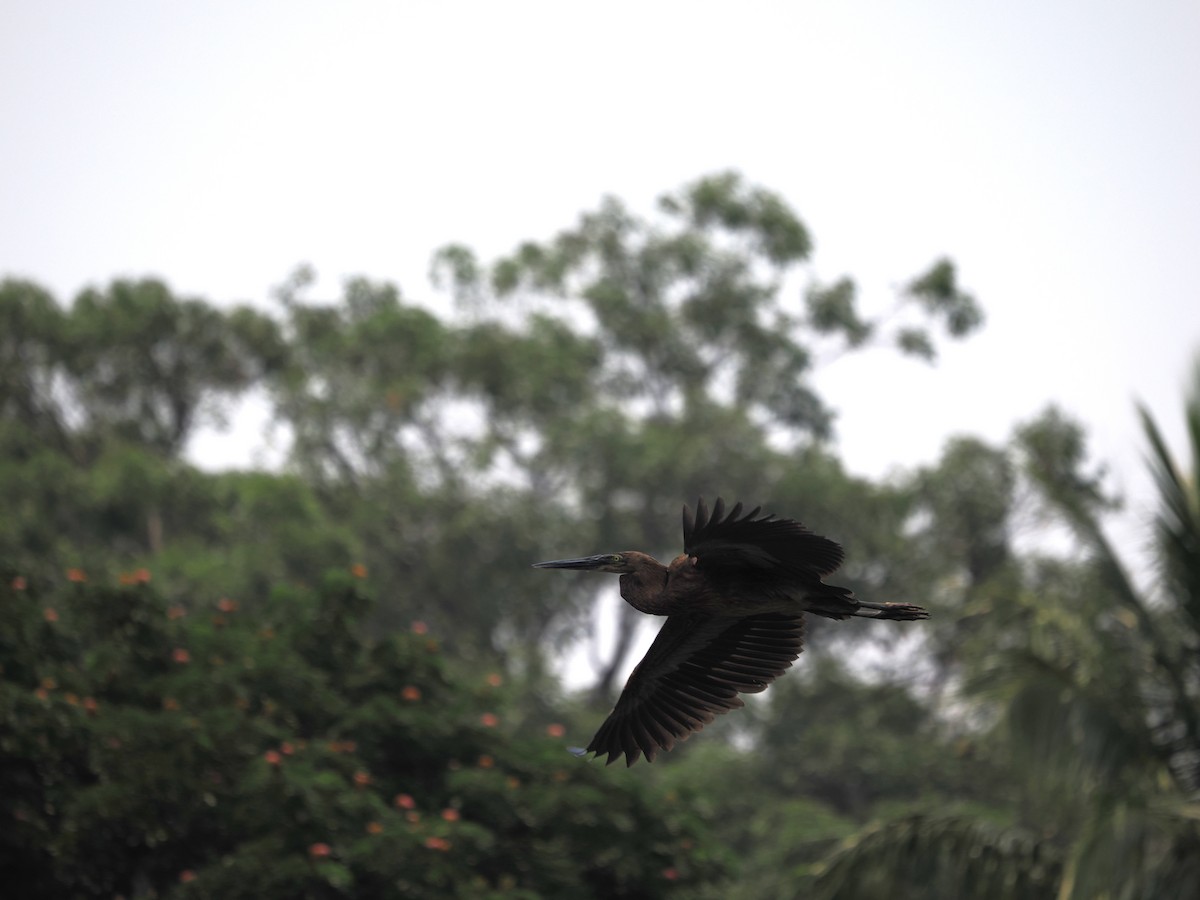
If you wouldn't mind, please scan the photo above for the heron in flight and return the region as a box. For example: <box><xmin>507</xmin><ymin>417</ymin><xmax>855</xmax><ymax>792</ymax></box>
<box><xmin>534</xmin><ymin>498</ymin><xmax>928</xmax><ymax>766</ymax></box>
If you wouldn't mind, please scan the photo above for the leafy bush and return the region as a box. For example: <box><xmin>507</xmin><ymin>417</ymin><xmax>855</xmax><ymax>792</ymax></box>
<box><xmin>0</xmin><ymin>569</ymin><xmax>730</xmax><ymax>898</ymax></box>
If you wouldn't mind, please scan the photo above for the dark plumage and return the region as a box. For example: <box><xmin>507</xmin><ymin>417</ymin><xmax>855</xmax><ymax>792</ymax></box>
<box><xmin>534</xmin><ymin>498</ymin><xmax>928</xmax><ymax>766</ymax></box>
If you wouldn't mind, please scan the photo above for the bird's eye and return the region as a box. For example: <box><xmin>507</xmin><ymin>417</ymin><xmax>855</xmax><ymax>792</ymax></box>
<box><xmin>611</xmin><ymin>555</ymin><xmax>623</xmax><ymax>564</ymax></box>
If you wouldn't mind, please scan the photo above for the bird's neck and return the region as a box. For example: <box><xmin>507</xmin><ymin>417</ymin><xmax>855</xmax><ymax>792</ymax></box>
<box><xmin>619</xmin><ymin>564</ymin><xmax>671</xmax><ymax>615</ymax></box>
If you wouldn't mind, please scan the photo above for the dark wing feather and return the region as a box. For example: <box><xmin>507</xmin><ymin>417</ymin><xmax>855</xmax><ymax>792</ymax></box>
<box><xmin>587</xmin><ymin>612</ymin><xmax>805</xmax><ymax>766</ymax></box>
<box><xmin>682</xmin><ymin>496</ymin><xmax>844</xmax><ymax>578</ymax></box>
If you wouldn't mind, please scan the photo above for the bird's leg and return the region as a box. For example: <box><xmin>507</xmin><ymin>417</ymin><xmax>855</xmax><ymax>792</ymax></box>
<box><xmin>851</xmin><ymin>599</ymin><xmax>929</xmax><ymax>621</ymax></box>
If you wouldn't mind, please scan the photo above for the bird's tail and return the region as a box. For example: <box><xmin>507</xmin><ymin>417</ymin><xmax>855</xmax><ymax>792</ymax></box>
<box><xmin>806</xmin><ymin>584</ymin><xmax>929</xmax><ymax>621</ymax></box>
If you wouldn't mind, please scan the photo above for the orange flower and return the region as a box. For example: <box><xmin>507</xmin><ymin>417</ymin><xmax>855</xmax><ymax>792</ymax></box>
<box><xmin>134</xmin><ymin>568</ymin><xmax>151</xmax><ymax>583</ymax></box>
<box><xmin>477</xmin><ymin>755</ymin><xmax>494</xmax><ymax>769</ymax></box>
<box><xmin>308</xmin><ymin>842</ymin><xmax>332</xmax><ymax>859</ymax></box>
<box><xmin>401</xmin><ymin>685</ymin><xmax>421</xmax><ymax>702</ymax></box>
<box><xmin>546</xmin><ymin>723</ymin><xmax>565</xmax><ymax>738</ymax></box>
<box><xmin>353</xmin><ymin>770</ymin><xmax>371</xmax><ymax>788</ymax></box>
<box><xmin>486</xmin><ymin>672</ymin><xmax>502</xmax><ymax>687</ymax></box>
<box><xmin>163</xmin><ymin>697</ymin><xmax>181</xmax><ymax>711</ymax></box>
<box><xmin>118</xmin><ymin>572</ymin><xmax>138</xmax><ymax>586</ymax></box>
<box><xmin>83</xmin><ymin>697</ymin><xmax>98</xmax><ymax>716</ymax></box>
<box><xmin>167</xmin><ymin>606</ymin><xmax>187</xmax><ymax>620</ymax></box>
<box><xmin>423</xmin><ymin>836</ymin><xmax>451</xmax><ymax>851</ymax></box>
<box><xmin>40</xmin><ymin>677</ymin><xmax>56</xmax><ymax>691</ymax></box>
<box><xmin>280</xmin><ymin>741</ymin><xmax>295</xmax><ymax>756</ymax></box>
<box><xmin>411</xmin><ymin>621</ymin><xmax>428</xmax><ymax>635</ymax></box>
<box><xmin>66</xmin><ymin>568</ymin><xmax>86</xmax><ymax>583</ymax></box>
<box><xmin>663</xmin><ymin>867</ymin><xmax>679</xmax><ymax>881</ymax></box>
<box><xmin>405</xmin><ymin>810</ymin><xmax>421</xmax><ymax>824</ymax></box>
<box><xmin>216</xmin><ymin>597</ymin><xmax>238</xmax><ymax>613</ymax></box>
<box><xmin>366</xmin><ymin>821</ymin><xmax>383</xmax><ymax>835</ymax></box>
<box><xmin>394</xmin><ymin>793</ymin><xmax>416</xmax><ymax>809</ymax></box>
<box><xmin>179</xmin><ymin>870</ymin><xmax>197</xmax><ymax>883</ymax></box>
<box><xmin>172</xmin><ymin>648</ymin><xmax>190</xmax><ymax>664</ymax></box>
<box><xmin>43</xmin><ymin>607</ymin><xmax>59</xmax><ymax>623</ymax></box>
<box><xmin>65</xmin><ymin>692</ymin><xmax>79</xmax><ymax>706</ymax></box>
<box><xmin>264</xmin><ymin>749</ymin><xmax>282</xmax><ymax>766</ymax></box>
<box><xmin>12</xmin><ymin>576</ymin><xmax>26</xmax><ymax>590</ymax></box>
<box><xmin>441</xmin><ymin>808</ymin><xmax>460</xmax><ymax>822</ymax></box>
<box><xmin>351</xmin><ymin>563</ymin><xmax>367</xmax><ymax>579</ymax></box>
<box><xmin>506</xmin><ymin>776</ymin><xmax>520</xmax><ymax>790</ymax></box>
<box><xmin>34</xmin><ymin>687</ymin><xmax>49</xmax><ymax>701</ymax></box>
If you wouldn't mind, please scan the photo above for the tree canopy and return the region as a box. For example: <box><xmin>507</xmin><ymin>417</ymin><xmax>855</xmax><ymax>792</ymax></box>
<box><xmin>2</xmin><ymin>172</ymin><xmax>1195</xmax><ymax>898</ymax></box>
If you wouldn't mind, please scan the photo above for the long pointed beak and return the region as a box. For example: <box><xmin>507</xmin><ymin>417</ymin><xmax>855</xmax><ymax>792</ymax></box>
<box><xmin>532</xmin><ymin>555</ymin><xmax>612</xmax><ymax>570</ymax></box>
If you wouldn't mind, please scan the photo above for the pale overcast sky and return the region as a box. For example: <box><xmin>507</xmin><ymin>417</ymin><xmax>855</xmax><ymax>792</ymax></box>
<box><xmin>3</xmin><ymin>1</ymin><xmax>1199</xmax><ymax>533</ymax></box>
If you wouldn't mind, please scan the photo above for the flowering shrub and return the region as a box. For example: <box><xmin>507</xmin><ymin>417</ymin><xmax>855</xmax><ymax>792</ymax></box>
<box><xmin>0</xmin><ymin>569</ymin><xmax>728</xmax><ymax>898</ymax></box>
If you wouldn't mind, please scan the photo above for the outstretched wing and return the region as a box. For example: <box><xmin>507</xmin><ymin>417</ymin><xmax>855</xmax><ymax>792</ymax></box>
<box><xmin>682</xmin><ymin>497</ymin><xmax>844</xmax><ymax>579</ymax></box>
<box><xmin>587</xmin><ymin>612</ymin><xmax>805</xmax><ymax>766</ymax></box>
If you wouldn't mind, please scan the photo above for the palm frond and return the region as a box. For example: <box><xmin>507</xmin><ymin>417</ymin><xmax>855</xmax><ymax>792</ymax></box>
<box><xmin>1058</xmin><ymin>797</ymin><xmax>1200</xmax><ymax>900</ymax></box>
<box><xmin>811</xmin><ymin>815</ymin><xmax>1062</xmax><ymax>900</ymax></box>
<box><xmin>1138</xmin><ymin>376</ymin><xmax>1200</xmax><ymax>640</ymax></box>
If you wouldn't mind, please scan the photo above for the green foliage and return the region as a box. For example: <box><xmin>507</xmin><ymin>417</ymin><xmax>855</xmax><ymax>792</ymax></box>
<box><xmin>812</xmin><ymin>816</ymin><xmax>1063</xmax><ymax>900</ymax></box>
<box><xmin>816</xmin><ymin>391</ymin><xmax>1200</xmax><ymax>898</ymax></box>
<box><xmin>68</xmin><ymin>279</ymin><xmax>281</xmax><ymax>454</ymax></box>
<box><xmin>894</xmin><ymin>327</ymin><xmax>934</xmax><ymax>360</ymax></box>
<box><xmin>913</xmin><ymin>436</ymin><xmax>1015</xmax><ymax>588</ymax></box>
<box><xmin>806</xmin><ymin>278</ymin><xmax>871</xmax><ymax>348</ymax></box>
<box><xmin>752</xmin><ymin>659</ymin><xmax>1001</xmax><ymax>819</ymax></box>
<box><xmin>0</xmin><ymin>279</ymin><xmax>71</xmax><ymax>453</ymax></box>
<box><xmin>25</xmin><ymin>173</ymin><xmax>1200</xmax><ymax>898</ymax></box>
<box><xmin>0</xmin><ymin>572</ymin><xmax>730</xmax><ymax>898</ymax></box>
<box><xmin>904</xmin><ymin>258</ymin><xmax>983</xmax><ymax>338</ymax></box>
<box><xmin>1139</xmin><ymin>359</ymin><xmax>1200</xmax><ymax>642</ymax></box>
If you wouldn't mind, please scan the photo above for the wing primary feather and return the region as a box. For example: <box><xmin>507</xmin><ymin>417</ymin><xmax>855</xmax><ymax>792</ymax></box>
<box><xmin>664</xmin><ymin>691</ymin><xmax>717</xmax><ymax>724</ymax></box>
<box><xmin>659</xmin><ymin>696</ymin><xmax>706</xmax><ymax>728</ymax></box>
<box><xmin>670</xmin><ymin>685</ymin><xmax>737</xmax><ymax>711</ymax></box>
<box><xmin>643</xmin><ymin>698</ymin><xmax>691</xmax><ymax>737</ymax></box>
<box><xmin>638</xmin><ymin>710</ymin><xmax>676</xmax><ymax>748</ymax></box>
<box><xmin>639</xmin><ymin>712</ymin><xmax>676</xmax><ymax>749</ymax></box>
<box><xmin>620</xmin><ymin>724</ymin><xmax>641</xmax><ymax>766</ymax></box>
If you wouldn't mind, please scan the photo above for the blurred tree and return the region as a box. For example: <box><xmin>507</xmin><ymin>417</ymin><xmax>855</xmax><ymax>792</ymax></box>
<box><xmin>67</xmin><ymin>278</ymin><xmax>283</xmax><ymax>456</ymax></box>
<box><xmin>806</xmin><ymin>379</ymin><xmax>1200</xmax><ymax>899</ymax></box>
<box><xmin>0</xmin><ymin>277</ymin><xmax>286</xmax><ymax>577</ymax></box>
<box><xmin>0</xmin><ymin>279</ymin><xmax>76</xmax><ymax>458</ymax></box>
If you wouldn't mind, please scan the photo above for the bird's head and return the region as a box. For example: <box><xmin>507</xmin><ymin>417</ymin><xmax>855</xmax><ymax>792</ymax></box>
<box><xmin>532</xmin><ymin>552</ymin><xmax>635</xmax><ymax>574</ymax></box>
